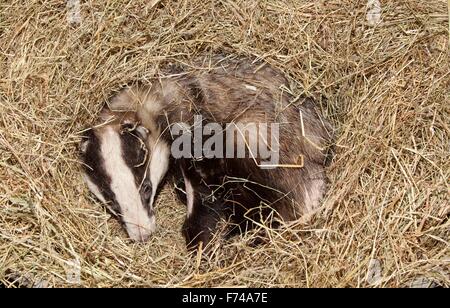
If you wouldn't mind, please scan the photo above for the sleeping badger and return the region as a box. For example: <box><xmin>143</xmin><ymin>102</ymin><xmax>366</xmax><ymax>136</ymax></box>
<box><xmin>80</xmin><ymin>55</ymin><xmax>333</xmax><ymax>250</ymax></box>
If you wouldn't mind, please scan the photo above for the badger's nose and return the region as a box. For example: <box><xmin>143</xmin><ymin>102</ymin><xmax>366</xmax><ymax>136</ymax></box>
<box><xmin>135</xmin><ymin>230</ymin><xmax>151</xmax><ymax>242</ymax></box>
<box><xmin>125</xmin><ymin>217</ymin><xmax>156</xmax><ymax>242</ymax></box>
<box><xmin>126</xmin><ymin>225</ymin><xmax>153</xmax><ymax>242</ymax></box>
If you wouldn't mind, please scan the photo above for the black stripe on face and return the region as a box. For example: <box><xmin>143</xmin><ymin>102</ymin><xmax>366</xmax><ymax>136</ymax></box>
<box><xmin>119</xmin><ymin>130</ymin><xmax>153</xmax><ymax>215</ymax></box>
<box><xmin>81</xmin><ymin>130</ymin><xmax>120</xmax><ymax>215</ymax></box>
<box><xmin>119</xmin><ymin>130</ymin><xmax>148</xmax><ymax>186</ymax></box>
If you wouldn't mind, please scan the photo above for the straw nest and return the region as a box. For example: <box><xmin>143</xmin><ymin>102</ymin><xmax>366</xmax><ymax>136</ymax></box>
<box><xmin>0</xmin><ymin>0</ymin><xmax>448</xmax><ymax>288</ymax></box>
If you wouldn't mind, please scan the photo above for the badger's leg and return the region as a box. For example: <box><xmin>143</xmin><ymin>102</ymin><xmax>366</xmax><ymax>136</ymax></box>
<box><xmin>176</xmin><ymin>159</ymin><xmax>224</xmax><ymax>251</ymax></box>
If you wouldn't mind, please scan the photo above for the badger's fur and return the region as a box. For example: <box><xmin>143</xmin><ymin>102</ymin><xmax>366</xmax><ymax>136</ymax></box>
<box><xmin>80</xmin><ymin>55</ymin><xmax>333</xmax><ymax>248</ymax></box>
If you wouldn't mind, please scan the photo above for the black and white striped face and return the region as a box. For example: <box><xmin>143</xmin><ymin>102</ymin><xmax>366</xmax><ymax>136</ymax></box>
<box><xmin>80</xmin><ymin>123</ymin><xmax>162</xmax><ymax>242</ymax></box>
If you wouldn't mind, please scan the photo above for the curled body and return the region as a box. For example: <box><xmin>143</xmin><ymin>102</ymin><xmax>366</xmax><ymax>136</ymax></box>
<box><xmin>80</xmin><ymin>55</ymin><xmax>333</xmax><ymax>248</ymax></box>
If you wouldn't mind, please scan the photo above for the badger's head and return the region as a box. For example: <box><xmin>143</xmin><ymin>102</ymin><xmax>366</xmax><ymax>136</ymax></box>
<box><xmin>80</xmin><ymin>117</ymin><xmax>170</xmax><ymax>242</ymax></box>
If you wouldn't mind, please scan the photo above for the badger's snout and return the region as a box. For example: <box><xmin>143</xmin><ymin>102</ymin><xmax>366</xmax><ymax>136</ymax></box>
<box><xmin>125</xmin><ymin>214</ymin><xmax>156</xmax><ymax>242</ymax></box>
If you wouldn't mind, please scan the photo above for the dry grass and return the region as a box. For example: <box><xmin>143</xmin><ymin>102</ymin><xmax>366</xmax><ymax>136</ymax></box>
<box><xmin>0</xmin><ymin>0</ymin><xmax>449</xmax><ymax>288</ymax></box>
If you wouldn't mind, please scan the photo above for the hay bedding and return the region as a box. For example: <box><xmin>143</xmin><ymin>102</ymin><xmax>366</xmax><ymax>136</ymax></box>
<box><xmin>0</xmin><ymin>0</ymin><xmax>448</xmax><ymax>288</ymax></box>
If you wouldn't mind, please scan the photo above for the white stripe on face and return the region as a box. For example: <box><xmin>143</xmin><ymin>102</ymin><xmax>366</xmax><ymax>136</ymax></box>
<box><xmin>100</xmin><ymin>126</ymin><xmax>156</xmax><ymax>241</ymax></box>
<box><xmin>84</xmin><ymin>174</ymin><xmax>107</xmax><ymax>204</ymax></box>
<box><xmin>148</xmin><ymin>140</ymin><xmax>170</xmax><ymax>209</ymax></box>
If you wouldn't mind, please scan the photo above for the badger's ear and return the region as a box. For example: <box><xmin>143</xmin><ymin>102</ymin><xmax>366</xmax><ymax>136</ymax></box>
<box><xmin>119</xmin><ymin>120</ymin><xmax>148</xmax><ymax>140</ymax></box>
<box><xmin>99</xmin><ymin>106</ymin><xmax>115</xmax><ymax>122</ymax></box>
<box><xmin>135</xmin><ymin>125</ymin><xmax>149</xmax><ymax>140</ymax></box>
<box><xmin>79</xmin><ymin>130</ymin><xmax>93</xmax><ymax>154</ymax></box>
<box><xmin>80</xmin><ymin>139</ymin><xmax>89</xmax><ymax>154</ymax></box>
<box><xmin>108</xmin><ymin>85</ymin><xmax>144</xmax><ymax>112</ymax></box>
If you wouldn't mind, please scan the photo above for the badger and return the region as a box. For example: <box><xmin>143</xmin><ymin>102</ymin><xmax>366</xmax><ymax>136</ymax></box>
<box><xmin>80</xmin><ymin>55</ymin><xmax>333</xmax><ymax>248</ymax></box>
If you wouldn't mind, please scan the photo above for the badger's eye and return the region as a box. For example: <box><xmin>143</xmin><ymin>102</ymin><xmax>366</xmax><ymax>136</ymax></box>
<box><xmin>141</xmin><ymin>180</ymin><xmax>152</xmax><ymax>203</ymax></box>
